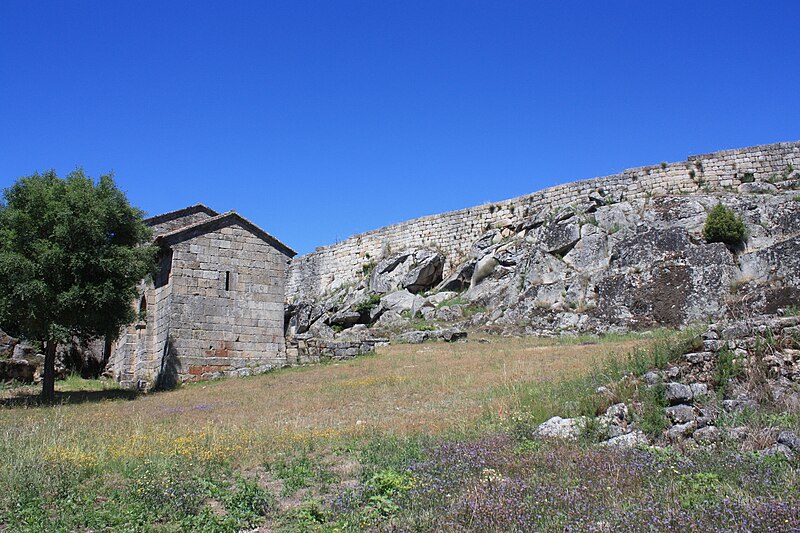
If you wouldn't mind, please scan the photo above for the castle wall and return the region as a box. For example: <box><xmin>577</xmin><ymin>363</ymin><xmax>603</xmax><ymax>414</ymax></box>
<box><xmin>287</xmin><ymin>142</ymin><xmax>800</xmax><ymax>302</ymax></box>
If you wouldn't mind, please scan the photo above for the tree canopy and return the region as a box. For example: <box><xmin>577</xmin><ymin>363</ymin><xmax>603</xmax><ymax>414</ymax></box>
<box><xmin>0</xmin><ymin>170</ymin><xmax>156</xmax><ymax>400</ymax></box>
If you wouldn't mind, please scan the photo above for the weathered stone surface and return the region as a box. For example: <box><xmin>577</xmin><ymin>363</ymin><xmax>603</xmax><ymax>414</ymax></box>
<box><xmin>536</xmin><ymin>220</ymin><xmax>581</xmax><ymax>255</ymax></box>
<box><xmin>438</xmin><ymin>261</ymin><xmax>475</xmax><ymax>292</ymax></box>
<box><xmin>327</xmin><ymin>309</ymin><xmax>362</xmax><ymax>327</ymax></box>
<box><xmin>722</xmin><ymin>399</ymin><xmax>758</xmax><ymax>412</ymax></box>
<box><xmin>435</xmin><ymin>304</ymin><xmax>464</xmax><ymax>322</ymax></box>
<box><xmin>402</xmin><ymin>251</ymin><xmax>445</xmax><ymax>293</ymax></box>
<box><xmin>693</xmin><ymin>425</ymin><xmax>721</xmax><ymax>445</ymax></box>
<box><xmin>666</xmin><ymin>421</ymin><xmax>697</xmax><ymax>441</ymax></box>
<box><xmin>605</xmin><ymin>403</ymin><xmax>629</xmax><ymax>422</ymax></box>
<box><xmin>689</xmin><ymin>383</ymin><xmax>709</xmax><ymax>398</ymax></box>
<box><xmin>368</xmin><ymin>252</ymin><xmax>413</xmax><ymax>294</ymax></box>
<box><xmin>535</xmin><ymin>416</ymin><xmax>585</xmax><ymax>440</ymax></box>
<box><xmin>684</xmin><ymin>352</ymin><xmax>713</xmax><ymax>365</ymax></box>
<box><xmin>602</xmin><ymin>431</ymin><xmax>648</xmax><ymax>448</ymax></box>
<box><xmin>641</xmin><ymin>372</ymin><xmax>661</xmax><ymax>386</ymax></box>
<box><xmin>378</xmin><ymin>290</ymin><xmax>424</xmax><ymax>317</ymax></box>
<box><xmin>426</xmin><ymin>291</ymin><xmax>459</xmax><ymax>307</ymax></box>
<box><xmin>394</xmin><ymin>331</ymin><xmax>429</xmax><ymax>344</ymax></box>
<box><xmin>664</xmin><ymin>383</ymin><xmax>693</xmax><ymax>405</ymax></box>
<box><xmin>777</xmin><ymin>431</ymin><xmax>800</xmax><ymax>451</ymax></box>
<box><xmin>738</xmin><ymin>181</ymin><xmax>778</xmax><ymax>194</ymax></box>
<box><xmin>437</xmin><ymin>329</ymin><xmax>467</xmax><ymax>342</ymax></box>
<box><xmin>470</xmin><ymin>254</ymin><xmax>500</xmax><ymax>287</ymax></box>
<box><xmin>0</xmin><ymin>359</ymin><xmax>35</xmax><ymax>382</ymax></box>
<box><xmin>666</xmin><ymin>404</ymin><xmax>696</xmax><ymax>424</ymax></box>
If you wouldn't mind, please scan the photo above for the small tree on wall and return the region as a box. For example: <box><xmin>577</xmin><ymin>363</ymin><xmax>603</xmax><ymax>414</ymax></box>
<box><xmin>703</xmin><ymin>203</ymin><xmax>747</xmax><ymax>248</ymax></box>
<box><xmin>0</xmin><ymin>170</ymin><xmax>156</xmax><ymax>401</ymax></box>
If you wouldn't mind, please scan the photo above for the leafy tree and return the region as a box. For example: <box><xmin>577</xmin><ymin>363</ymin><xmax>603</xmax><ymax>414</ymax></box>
<box><xmin>0</xmin><ymin>170</ymin><xmax>156</xmax><ymax>401</ymax></box>
<box><xmin>703</xmin><ymin>203</ymin><xmax>747</xmax><ymax>248</ymax></box>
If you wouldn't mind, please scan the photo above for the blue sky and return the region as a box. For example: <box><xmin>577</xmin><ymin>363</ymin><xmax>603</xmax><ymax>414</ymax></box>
<box><xmin>1</xmin><ymin>1</ymin><xmax>798</xmax><ymax>255</ymax></box>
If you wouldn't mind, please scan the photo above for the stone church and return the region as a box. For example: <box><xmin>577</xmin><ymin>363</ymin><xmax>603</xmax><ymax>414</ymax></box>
<box><xmin>107</xmin><ymin>204</ymin><xmax>296</xmax><ymax>389</ymax></box>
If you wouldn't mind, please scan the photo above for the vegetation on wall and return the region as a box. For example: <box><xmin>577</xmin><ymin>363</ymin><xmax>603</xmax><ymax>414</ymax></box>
<box><xmin>702</xmin><ymin>203</ymin><xmax>747</xmax><ymax>248</ymax></box>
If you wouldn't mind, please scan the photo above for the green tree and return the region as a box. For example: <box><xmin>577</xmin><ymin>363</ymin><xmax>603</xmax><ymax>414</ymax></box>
<box><xmin>0</xmin><ymin>170</ymin><xmax>156</xmax><ymax>401</ymax></box>
<box><xmin>703</xmin><ymin>203</ymin><xmax>747</xmax><ymax>248</ymax></box>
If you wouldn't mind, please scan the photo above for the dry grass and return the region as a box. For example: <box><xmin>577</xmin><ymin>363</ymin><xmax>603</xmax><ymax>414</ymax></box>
<box><xmin>0</xmin><ymin>335</ymin><xmax>646</xmax><ymax>467</ymax></box>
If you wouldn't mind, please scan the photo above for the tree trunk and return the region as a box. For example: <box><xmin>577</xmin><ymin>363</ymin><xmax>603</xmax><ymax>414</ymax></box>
<box><xmin>41</xmin><ymin>339</ymin><xmax>57</xmax><ymax>402</ymax></box>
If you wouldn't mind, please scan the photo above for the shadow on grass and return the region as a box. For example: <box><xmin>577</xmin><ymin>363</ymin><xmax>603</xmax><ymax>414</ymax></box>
<box><xmin>0</xmin><ymin>387</ymin><xmax>142</xmax><ymax>407</ymax></box>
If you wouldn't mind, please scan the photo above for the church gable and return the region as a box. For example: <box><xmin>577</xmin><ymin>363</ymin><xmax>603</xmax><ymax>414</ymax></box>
<box><xmin>145</xmin><ymin>204</ymin><xmax>219</xmax><ymax>238</ymax></box>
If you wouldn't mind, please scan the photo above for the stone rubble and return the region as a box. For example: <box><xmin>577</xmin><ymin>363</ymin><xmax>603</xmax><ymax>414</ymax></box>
<box><xmin>532</xmin><ymin>312</ymin><xmax>800</xmax><ymax>455</ymax></box>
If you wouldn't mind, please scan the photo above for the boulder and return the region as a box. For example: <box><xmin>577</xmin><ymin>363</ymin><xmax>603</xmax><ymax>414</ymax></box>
<box><xmin>378</xmin><ymin>290</ymin><xmax>425</xmax><ymax>317</ymax></box>
<box><xmin>738</xmin><ymin>181</ymin><xmax>778</xmax><ymax>194</ymax></box>
<box><xmin>327</xmin><ymin>309</ymin><xmax>362</xmax><ymax>328</ymax></box>
<box><xmin>605</xmin><ymin>403</ymin><xmax>629</xmax><ymax>422</ymax></box>
<box><xmin>0</xmin><ymin>359</ymin><xmax>36</xmax><ymax>383</ymax></box>
<box><xmin>437</xmin><ymin>261</ymin><xmax>476</xmax><ymax>292</ymax></box>
<box><xmin>763</xmin><ymin>443</ymin><xmax>794</xmax><ymax>459</ymax></box>
<box><xmin>693</xmin><ymin>425</ymin><xmax>721</xmax><ymax>445</ymax></box>
<box><xmin>664</xmin><ymin>382</ymin><xmax>693</xmax><ymax>405</ymax></box>
<box><xmin>666</xmin><ymin>421</ymin><xmax>697</xmax><ymax>441</ymax></box>
<box><xmin>435</xmin><ymin>304</ymin><xmax>464</xmax><ymax>322</ymax></box>
<box><xmin>394</xmin><ymin>331</ymin><xmax>429</xmax><ymax>344</ymax></box>
<box><xmin>684</xmin><ymin>352</ymin><xmax>713</xmax><ymax>365</ymax></box>
<box><xmin>777</xmin><ymin>431</ymin><xmax>800</xmax><ymax>451</ymax></box>
<box><xmin>665</xmin><ymin>404</ymin><xmax>696</xmax><ymax>424</ymax></box>
<box><xmin>536</xmin><ymin>220</ymin><xmax>581</xmax><ymax>255</ymax></box>
<box><xmin>470</xmin><ymin>255</ymin><xmax>500</xmax><ymax>287</ymax></box>
<box><xmin>535</xmin><ymin>416</ymin><xmax>585</xmax><ymax>440</ymax></box>
<box><xmin>369</xmin><ymin>252</ymin><xmax>414</xmax><ymax>294</ymax></box>
<box><xmin>426</xmin><ymin>291</ymin><xmax>459</xmax><ymax>307</ymax></box>
<box><xmin>689</xmin><ymin>383</ymin><xmax>709</xmax><ymax>398</ymax></box>
<box><xmin>402</xmin><ymin>251</ymin><xmax>445</xmax><ymax>293</ymax></box>
<box><xmin>602</xmin><ymin>431</ymin><xmax>648</xmax><ymax>448</ymax></box>
<box><xmin>436</xmin><ymin>329</ymin><xmax>467</xmax><ymax>342</ymax></box>
<box><xmin>643</xmin><ymin>371</ymin><xmax>662</xmax><ymax>385</ymax></box>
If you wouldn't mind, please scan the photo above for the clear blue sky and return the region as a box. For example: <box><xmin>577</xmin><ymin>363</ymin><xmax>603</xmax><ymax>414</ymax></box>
<box><xmin>2</xmin><ymin>1</ymin><xmax>798</xmax><ymax>255</ymax></box>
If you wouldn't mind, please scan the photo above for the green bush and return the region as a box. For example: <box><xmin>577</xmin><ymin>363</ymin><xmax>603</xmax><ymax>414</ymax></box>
<box><xmin>703</xmin><ymin>203</ymin><xmax>747</xmax><ymax>247</ymax></box>
<box><xmin>355</xmin><ymin>293</ymin><xmax>382</xmax><ymax>314</ymax></box>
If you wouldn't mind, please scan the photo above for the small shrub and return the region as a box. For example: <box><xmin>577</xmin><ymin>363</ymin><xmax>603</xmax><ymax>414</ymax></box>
<box><xmin>740</xmin><ymin>172</ymin><xmax>755</xmax><ymax>183</ymax></box>
<box><xmin>703</xmin><ymin>203</ymin><xmax>747</xmax><ymax>247</ymax></box>
<box><xmin>361</xmin><ymin>260</ymin><xmax>377</xmax><ymax>277</ymax></box>
<box><xmin>355</xmin><ymin>293</ymin><xmax>382</xmax><ymax>314</ymax></box>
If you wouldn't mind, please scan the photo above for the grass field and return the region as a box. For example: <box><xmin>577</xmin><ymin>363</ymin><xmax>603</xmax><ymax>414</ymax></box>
<box><xmin>1</xmin><ymin>332</ymin><xmax>798</xmax><ymax>531</ymax></box>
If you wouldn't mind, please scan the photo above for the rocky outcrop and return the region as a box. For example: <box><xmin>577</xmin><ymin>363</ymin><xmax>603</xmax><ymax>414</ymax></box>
<box><xmin>286</xmin><ymin>186</ymin><xmax>800</xmax><ymax>342</ymax></box>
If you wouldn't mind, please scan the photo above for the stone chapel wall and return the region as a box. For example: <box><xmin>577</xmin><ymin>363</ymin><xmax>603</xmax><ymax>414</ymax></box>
<box><xmin>167</xmin><ymin>223</ymin><xmax>289</xmax><ymax>381</ymax></box>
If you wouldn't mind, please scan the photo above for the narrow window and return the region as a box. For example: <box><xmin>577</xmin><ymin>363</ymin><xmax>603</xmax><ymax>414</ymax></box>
<box><xmin>225</xmin><ymin>271</ymin><xmax>231</xmax><ymax>291</ymax></box>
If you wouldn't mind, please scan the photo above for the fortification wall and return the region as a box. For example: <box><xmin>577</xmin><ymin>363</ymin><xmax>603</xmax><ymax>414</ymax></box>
<box><xmin>287</xmin><ymin>141</ymin><xmax>800</xmax><ymax>301</ymax></box>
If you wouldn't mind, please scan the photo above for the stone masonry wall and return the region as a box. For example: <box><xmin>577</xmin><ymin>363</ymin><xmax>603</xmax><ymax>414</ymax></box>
<box><xmin>168</xmin><ymin>223</ymin><xmax>289</xmax><ymax>381</ymax></box>
<box><xmin>287</xmin><ymin>141</ymin><xmax>800</xmax><ymax>301</ymax></box>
